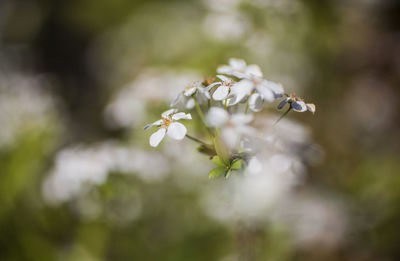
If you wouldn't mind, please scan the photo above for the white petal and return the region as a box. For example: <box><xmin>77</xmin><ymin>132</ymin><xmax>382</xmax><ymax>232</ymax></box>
<box><xmin>226</xmin><ymin>94</ymin><xmax>243</xmax><ymax>106</ymax></box>
<box><xmin>167</xmin><ymin>122</ymin><xmax>187</xmax><ymax>140</ymax></box>
<box><xmin>229</xmin><ymin>80</ymin><xmax>254</xmax><ymax>105</ymax></box>
<box><xmin>306</xmin><ymin>103</ymin><xmax>316</xmax><ymax>114</ymax></box>
<box><xmin>237</xmin><ymin>125</ymin><xmax>257</xmax><ymax>136</ymax></box>
<box><xmin>221</xmin><ymin>128</ymin><xmax>240</xmax><ymax>149</ymax></box>
<box><xmin>162</xmin><ymin>108</ymin><xmax>178</xmax><ymax>118</ymax></box>
<box><xmin>183</xmin><ymin>87</ymin><xmax>197</xmax><ymax>96</ymax></box>
<box><xmin>150</xmin><ymin>128</ymin><xmax>166</xmax><ymax>147</ymax></box>
<box><xmin>212</xmin><ymin>85</ymin><xmax>230</xmax><ymax>101</ymax></box>
<box><xmin>232</xmin><ymin>72</ymin><xmax>247</xmax><ymax>79</ymax></box>
<box><xmin>172</xmin><ymin>112</ymin><xmax>192</xmax><ymax>120</ymax></box>
<box><xmin>143</xmin><ymin>119</ymin><xmax>163</xmax><ymax>130</ymax></box>
<box><xmin>198</xmin><ymin>87</ymin><xmax>211</xmax><ymax>99</ymax></box>
<box><xmin>264</xmin><ymin>80</ymin><xmax>284</xmax><ymax>97</ymax></box>
<box><xmin>203</xmin><ymin>89</ymin><xmax>211</xmax><ymax>99</ymax></box>
<box><xmin>206</xmin><ymin>82</ymin><xmax>221</xmax><ymax>91</ymax></box>
<box><xmin>256</xmin><ymin>84</ymin><xmax>274</xmax><ymax>102</ymax></box>
<box><xmin>246</xmin><ymin>64</ymin><xmax>263</xmax><ymax>78</ymax></box>
<box><xmin>231</xmin><ymin>113</ymin><xmax>253</xmax><ymax>125</ymax></box>
<box><xmin>206</xmin><ymin>107</ymin><xmax>229</xmax><ymax>127</ymax></box>
<box><xmin>277</xmin><ymin>97</ymin><xmax>290</xmax><ymax>110</ymax></box>
<box><xmin>229</xmin><ymin>58</ymin><xmax>247</xmax><ymax>69</ymax></box>
<box><xmin>247</xmin><ymin>157</ymin><xmax>263</xmax><ymax>174</ymax></box>
<box><xmin>185</xmin><ymin>98</ymin><xmax>195</xmax><ymax>109</ymax></box>
<box><xmin>217</xmin><ymin>65</ymin><xmax>232</xmax><ymax>75</ymax></box>
<box><xmin>195</xmin><ymin>91</ymin><xmax>208</xmax><ymax>104</ymax></box>
<box><xmin>234</xmin><ymin>79</ymin><xmax>254</xmax><ymax>93</ymax></box>
<box><xmin>216</xmin><ymin>75</ymin><xmax>232</xmax><ymax>83</ymax></box>
<box><xmin>291</xmin><ymin>101</ymin><xmax>307</xmax><ymax>112</ymax></box>
<box><xmin>170</xmin><ymin>93</ymin><xmax>183</xmax><ymax>107</ymax></box>
<box><xmin>226</xmin><ymin>96</ymin><xmax>237</xmax><ymax>106</ymax></box>
<box><xmin>249</xmin><ymin>93</ymin><xmax>263</xmax><ymax>112</ymax></box>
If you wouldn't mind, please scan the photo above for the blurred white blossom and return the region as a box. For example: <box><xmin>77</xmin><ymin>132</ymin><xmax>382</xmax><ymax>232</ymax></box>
<box><xmin>42</xmin><ymin>141</ymin><xmax>170</xmax><ymax>204</ymax></box>
<box><xmin>279</xmin><ymin>194</ymin><xmax>348</xmax><ymax>249</ymax></box>
<box><xmin>203</xmin><ymin>12</ymin><xmax>249</xmax><ymax>41</ymax></box>
<box><xmin>201</xmin><ymin>115</ymin><xmax>316</xmax><ymax>223</ymax></box>
<box><xmin>171</xmin><ymin>81</ymin><xmax>210</xmax><ymax>109</ymax></box>
<box><xmin>0</xmin><ymin>73</ymin><xmax>58</xmax><ymax>148</ymax></box>
<box><xmin>105</xmin><ymin>68</ymin><xmax>200</xmax><ymax>129</ymax></box>
<box><xmin>206</xmin><ymin>107</ymin><xmax>256</xmax><ymax>149</ymax></box>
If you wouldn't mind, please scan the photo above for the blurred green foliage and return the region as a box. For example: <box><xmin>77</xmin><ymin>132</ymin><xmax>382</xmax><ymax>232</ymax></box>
<box><xmin>1</xmin><ymin>0</ymin><xmax>400</xmax><ymax>260</ymax></box>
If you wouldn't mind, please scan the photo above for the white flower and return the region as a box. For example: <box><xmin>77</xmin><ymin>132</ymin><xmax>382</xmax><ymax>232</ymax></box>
<box><xmin>277</xmin><ymin>93</ymin><xmax>316</xmax><ymax>113</ymax></box>
<box><xmin>217</xmin><ymin>58</ymin><xmax>263</xmax><ymax>79</ymax></box>
<box><xmin>171</xmin><ymin>81</ymin><xmax>210</xmax><ymax>109</ymax></box>
<box><xmin>144</xmin><ymin>109</ymin><xmax>192</xmax><ymax>147</ymax></box>
<box><xmin>207</xmin><ymin>75</ymin><xmax>236</xmax><ymax>101</ymax></box>
<box><xmin>205</xmin><ymin>107</ymin><xmax>255</xmax><ymax>148</ymax></box>
<box><xmin>216</xmin><ymin>59</ymin><xmax>284</xmax><ymax>110</ymax></box>
<box><xmin>228</xmin><ymin>77</ymin><xmax>284</xmax><ymax>111</ymax></box>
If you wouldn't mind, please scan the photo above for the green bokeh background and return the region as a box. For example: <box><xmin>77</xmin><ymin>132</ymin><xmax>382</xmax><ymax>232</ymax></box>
<box><xmin>1</xmin><ymin>0</ymin><xmax>400</xmax><ymax>260</ymax></box>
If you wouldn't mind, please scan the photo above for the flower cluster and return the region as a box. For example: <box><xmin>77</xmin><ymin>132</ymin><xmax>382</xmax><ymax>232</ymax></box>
<box><xmin>144</xmin><ymin>58</ymin><xmax>316</xmax><ymax>178</ymax></box>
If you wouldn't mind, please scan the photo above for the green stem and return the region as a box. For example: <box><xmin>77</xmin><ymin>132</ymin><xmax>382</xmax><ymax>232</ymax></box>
<box><xmin>193</xmin><ymin>96</ymin><xmax>213</xmax><ymax>137</ymax></box>
<box><xmin>224</xmin><ymin>100</ymin><xmax>227</xmax><ymax>111</ymax></box>
<box><xmin>193</xmin><ymin>96</ymin><xmax>207</xmax><ymax>126</ymax></box>
<box><xmin>244</xmin><ymin>102</ymin><xmax>249</xmax><ymax>114</ymax></box>
<box><xmin>185</xmin><ymin>134</ymin><xmax>208</xmax><ymax>145</ymax></box>
<box><xmin>274</xmin><ymin>107</ymin><xmax>291</xmax><ymax>125</ymax></box>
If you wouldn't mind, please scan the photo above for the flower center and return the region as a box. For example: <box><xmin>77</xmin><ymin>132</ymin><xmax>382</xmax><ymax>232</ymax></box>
<box><xmin>163</xmin><ymin>118</ymin><xmax>172</xmax><ymax>127</ymax></box>
<box><xmin>252</xmin><ymin>77</ymin><xmax>261</xmax><ymax>85</ymax></box>
<box><xmin>223</xmin><ymin>81</ymin><xmax>233</xmax><ymax>87</ymax></box>
<box><xmin>288</xmin><ymin>93</ymin><xmax>302</xmax><ymax>102</ymax></box>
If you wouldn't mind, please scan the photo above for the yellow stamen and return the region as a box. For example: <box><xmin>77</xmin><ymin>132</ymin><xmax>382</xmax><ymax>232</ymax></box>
<box><xmin>163</xmin><ymin>118</ymin><xmax>171</xmax><ymax>127</ymax></box>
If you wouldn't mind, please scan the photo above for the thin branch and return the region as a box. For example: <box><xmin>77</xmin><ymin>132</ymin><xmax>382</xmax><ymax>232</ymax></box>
<box><xmin>185</xmin><ymin>134</ymin><xmax>208</xmax><ymax>145</ymax></box>
<box><xmin>274</xmin><ymin>107</ymin><xmax>291</xmax><ymax>125</ymax></box>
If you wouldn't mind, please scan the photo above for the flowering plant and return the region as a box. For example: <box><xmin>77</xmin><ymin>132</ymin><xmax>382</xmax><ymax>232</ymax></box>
<box><xmin>144</xmin><ymin>58</ymin><xmax>315</xmax><ymax>178</ymax></box>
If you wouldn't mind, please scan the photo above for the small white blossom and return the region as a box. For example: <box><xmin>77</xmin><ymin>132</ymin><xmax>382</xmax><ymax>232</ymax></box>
<box><xmin>144</xmin><ymin>109</ymin><xmax>192</xmax><ymax>147</ymax></box>
<box><xmin>171</xmin><ymin>81</ymin><xmax>210</xmax><ymax>109</ymax></box>
<box><xmin>228</xmin><ymin>77</ymin><xmax>284</xmax><ymax>110</ymax></box>
<box><xmin>206</xmin><ymin>107</ymin><xmax>255</xmax><ymax>148</ymax></box>
<box><xmin>217</xmin><ymin>59</ymin><xmax>284</xmax><ymax>110</ymax></box>
<box><xmin>278</xmin><ymin>93</ymin><xmax>316</xmax><ymax>113</ymax></box>
<box><xmin>207</xmin><ymin>75</ymin><xmax>236</xmax><ymax>101</ymax></box>
<box><xmin>217</xmin><ymin>58</ymin><xmax>263</xmax><ymax>79</ymax></box>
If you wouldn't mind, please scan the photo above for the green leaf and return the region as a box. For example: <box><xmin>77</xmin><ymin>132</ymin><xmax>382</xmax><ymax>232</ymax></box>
<box><xmin>230</xmin><ymin>159</ymin><xmax>243</xmax><ymax>170</ymax></box>
<box><xmin>197</xmin><ymin>144</ymin><xmax>216</xmax><ymax>156</ymax></box>
<box><xmin>211</xmin><ymin>156</ymin><xmax>226</xmax><ymax>167</ymax></box>
<box><xmin>208</xmin><ymin>167</ymin><xmax>227</xmax><ymax>178</ymax></box>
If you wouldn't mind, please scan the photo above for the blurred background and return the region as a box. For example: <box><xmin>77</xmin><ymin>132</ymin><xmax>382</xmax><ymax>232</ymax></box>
<box><xmin>0</xmin><ymin>0</ymin><xmax>400</xmax><ymax>260</ymax></box>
